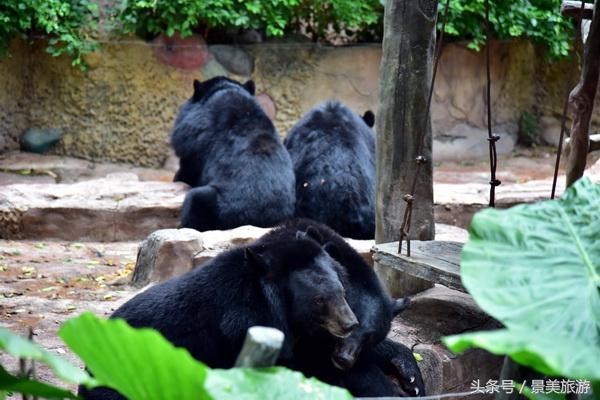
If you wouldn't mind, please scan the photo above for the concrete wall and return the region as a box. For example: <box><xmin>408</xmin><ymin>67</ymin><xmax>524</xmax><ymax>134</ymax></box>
<box><xmin>1</xmin><ymin>35</ymin><xmax>599</xmax><ymax>167</ymax></box>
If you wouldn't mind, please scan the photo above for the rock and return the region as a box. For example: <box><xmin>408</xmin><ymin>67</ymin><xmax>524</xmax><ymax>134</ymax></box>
<box><xmin>153</xmin><ymin>33</ymin><xmax>209</xmax><ymax>70</ymax></box>
<box><xmin>163</xmin><ymin>149</ymin><xmax>179</xmax><ymax>173</ymax></box>
<box><xmin>390</xmin><ymin>285</ymin><xmax>503</xmax><ymax>397</ymax></box>
<box><xmin>433</xmin><ymin>123</ymin><xmax>518</xmax><ymax>162</ymax></box>
<box><xmin>192</xmin><ymin>225</ymin><xmax>271</xmax><ymax>267</ymax></box>
<box><xmin>539</xmin><ymin>116</ymin><xmax>563</xmax><ymax>147</ymax></box>
<box><xmin>131</xmin><ymin>228</ymin><xmax>204</xmax><ymax>287</ymax></box>
<box><xmin>21</xmin><ymin>128</ymin><xmax>63</xmax><ymax>154</ymax></box>
<box><xmin>200</xmin><ymin>57</ymin><xmax>229</xmax><ymax>80</ymax></box>
<box><xmin>0</xmin><ymin>176</ymin><xmax>187</xmax><ymax>241</ymax></box>
<box><xmin>82</xmin><ymin>50</ymin><xmax>102</xmax><ymax>69</ymax></box>
<box><xmin>209</xmin><ymin>45</ymin><xmax>255</xmax><ymax>76</ymax></box>
<box><xmin>0</xmin><ymin>152</ymin><xmax>174</xmax><ymax>184</ymax></box>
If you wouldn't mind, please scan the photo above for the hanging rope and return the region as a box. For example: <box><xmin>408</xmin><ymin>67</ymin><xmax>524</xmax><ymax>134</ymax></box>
<box><xmin>551</xmin><ymin>0</ymin><xmax>586</xmax><ymax>199</ymax></box>
<box><xmin>398</xmin><ymin>0</ymin><xmax>451</xmax><ymax>255</ymax></box>
<box><xmin>484</xmin><ymin>0</ymin><xmax>501</xmax><ymax>207</ymax></box>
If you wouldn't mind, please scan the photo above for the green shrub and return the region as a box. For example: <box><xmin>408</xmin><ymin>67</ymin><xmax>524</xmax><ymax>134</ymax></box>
<box><xmin>114</xmin><ymin>0</ymin><xmax>383</xmax><ymax>41</ymax></box>
<box><xmin>441</xmin><ymin>0</ymin><xmax>577</xmax><ymax>58</ymax></box>
<box><xmin>0</xmin><ymin>0</ymin><xmax>99</xmax><ymax>69</ymax></box>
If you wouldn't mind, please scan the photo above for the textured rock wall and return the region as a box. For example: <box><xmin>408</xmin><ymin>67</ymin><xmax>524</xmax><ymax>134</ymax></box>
<box><xmin>1</xmin><ymin>37</ymin><xmax>600</xmax><ymax>165</ymax></box>
<box><xmin>0</xmin><ymin>40</ymin><xmax>29</xmax><ymax>154</ymax></box>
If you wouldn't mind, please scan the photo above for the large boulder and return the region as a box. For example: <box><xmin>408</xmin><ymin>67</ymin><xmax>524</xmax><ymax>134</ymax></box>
<box><xmin>131</xmin><ymin>228</ymin><xmax>204</xmax><ymax>287</ymax></box>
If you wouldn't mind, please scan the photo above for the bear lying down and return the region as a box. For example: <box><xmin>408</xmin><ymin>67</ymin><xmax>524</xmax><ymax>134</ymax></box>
<box><xmin>79</xmin><ymin>222</ymin><xmax>424</xmax><ymax>399</ymax></box>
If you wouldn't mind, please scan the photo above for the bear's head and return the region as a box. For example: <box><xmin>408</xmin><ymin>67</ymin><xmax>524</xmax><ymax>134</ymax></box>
<box><xmin>191</xmin><ymin>76</ymin><xmax>255</xmax><ymax>103</ymax></box>
<box><xmin>245</xmin><ymin>228</ymin><xmax>358</xmax><ymax>339</ymax></box>
<box><xmin>330</xmin><ymin>296</ymin><xmax>409</xmax><ymax>370</ymax></box>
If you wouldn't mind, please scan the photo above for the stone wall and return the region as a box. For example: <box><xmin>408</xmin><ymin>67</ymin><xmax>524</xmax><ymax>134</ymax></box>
<box><xmin>1</xmin><ymin>36</ymin><xmax>599</xmax><ymax>166</ymax></box>
<box><xmin>0</xmin><ymin>40</ymin><xmax>29</xmax><ymax>154</ymax></box>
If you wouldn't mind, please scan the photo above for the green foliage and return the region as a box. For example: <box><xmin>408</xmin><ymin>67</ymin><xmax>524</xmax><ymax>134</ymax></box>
<box><xmin>1</xmin><ymin>312</ymin><xmax>353</xmax><ymax>400</ymax></box>
<box><xmin>0</xmin><ymin>326</ymin><xmax>91</xmax><ymax>385</ymax></box>
<box><xmin>0</xmin><ymin>364</ymin><xmax>78</xmax><ymax>399</ymax></box>
<box><xmin>0</xmin><ymin>0</ymin><xmax>99</xmax><ymax>69</ymax></box>
<box><xmin>518</xmin><ymin>111</ymin><xmax>540</xmax><ymax>147</ymax></box>
<box><xmin>443</xmin><ymin>178</ymin><xmax>600</xmax><ymax>391</ymax></box>
<box><xmin>206</xmin><ymin>367</ymin><xmax>352</xmax><ymax>400</ymax></box>
<box><xmin>441</xmin><ymin>0</ymin><xmax>575</xmax><ymax>58</ymax></box>
<box><xmin>114</xmin><ymin>0</ymin><xmax>382</xmax><ymax>41</ymax></box>
<box><xmin>60</xmin><ymin>312</ymin><xmax>210</xmax><ymax>400</ymax></box>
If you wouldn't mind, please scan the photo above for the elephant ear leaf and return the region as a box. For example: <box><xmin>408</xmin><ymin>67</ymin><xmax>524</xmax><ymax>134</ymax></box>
<box><xmin>444</xmin><ymin>177</ymin><xmax>600</xmax><ymax>381</ymax></box>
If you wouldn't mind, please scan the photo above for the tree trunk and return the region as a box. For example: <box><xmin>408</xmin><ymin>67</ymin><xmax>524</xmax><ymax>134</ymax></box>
<box><xmin>566</xmin><ymin>1</ymin><xmax>600</xmax><ymax>187</ymax></box>
<box><xmin>375</xmin><ymin>0</ymin><xmax>436</xmax><ymax>244</ymax></box>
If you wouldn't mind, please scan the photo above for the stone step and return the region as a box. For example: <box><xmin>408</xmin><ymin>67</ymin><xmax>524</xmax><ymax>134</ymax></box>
<box><xmin>1</xmin><ymin>159</ymin><xmax>598</xmax><ymax>241</ymax></box>
<box><xmin>0</xmin><ymin>151</ymin><xmax>176</xmax><ymax>185</ymax></box>
<box><xmin>0</xmin><ymin>173</ymin><xmax>187</xmax><ymax>241</ymax></box>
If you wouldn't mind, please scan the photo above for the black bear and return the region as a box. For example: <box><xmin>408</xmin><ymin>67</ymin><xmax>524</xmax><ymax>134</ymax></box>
<box><xmin>270</xmin><ymin>220</ymin><xmax>421</xmax><ymax>397</ymax></box>
<box><xmin>79</xmin><ymin>225</ymin><xmax>358</xmax><ymax>399</ymax></box>
<box><xmin>284</xmin><ymin>101</ymin><xmax>376</xmax><ymax>239</ymax></box>
<box><xmin>278</xmin><ymin>219</ymin><xmax>408</xmax><ymax>370</ymax></box>
<box><xmin>171</xmin><ymin>76</ymin><xmax>295</xmax><ymax>231</ymax></box>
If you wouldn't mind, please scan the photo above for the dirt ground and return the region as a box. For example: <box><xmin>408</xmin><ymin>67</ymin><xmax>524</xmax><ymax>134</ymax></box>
<box><xmin>0</xmin><ymin>240</ymin><xmax>139</xmax><ymax>393</ymax></box>
<box><xmin>1</xmin><ymin>146</ymin><xmax>598</xmax><ymax>395</ymax></box>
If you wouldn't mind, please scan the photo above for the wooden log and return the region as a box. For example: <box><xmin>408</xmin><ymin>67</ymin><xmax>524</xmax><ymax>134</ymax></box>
<box><xmin>234</xmin><ymin>326</ymin><xmax>284</xmax><ymax>368</ymax></box>
<box><xmin>375</xmin><ymin>0</ymin><xmax>437</xmax><ymax>243</ymax></box>
<box><xmin>561</xmin><ymin>0</ymin><xmax>594</xmax><ymax>19</ymax></box>
<box><xmin>566</xmin><ymin>1</ymin><xmax>600</xmax><ymax>187</ymax></box>
<box><xmin>373</xmin><ymin>241</ymin><xmax>465</xmax><ymax>293</ymax></box>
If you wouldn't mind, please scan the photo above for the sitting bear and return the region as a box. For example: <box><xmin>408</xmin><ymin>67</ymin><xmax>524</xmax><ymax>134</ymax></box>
<box><xmin>79</xmin><ymin>225</ymin><xmax>358</xmax><ymax>400</ymax></box>
<box><xmin>171</xmin><ymin>76</ymin><xmax>295</xmax><ymax>231</ymax></box>
<box><xmin>284</xmin><ymin>101</ymin><xmax>376</xmax><ymax>239</ymax></box>
<box><xmin>268</xmin><ymin>220</ymin><xmax>419</xmax><ymax>397</ymax></box>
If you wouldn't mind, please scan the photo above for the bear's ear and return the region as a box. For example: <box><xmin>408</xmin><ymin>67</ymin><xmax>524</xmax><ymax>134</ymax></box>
<box><xmin>363</xmin><ymin>110</ymin><xmax>375</xmax><ymax>128</ymax></box>
<box><xmin>192</xmin><ymin>79</ymin><xmax>204</xmax><ymax>102</ymax></box>
<box><xmin>392</xmin><ymin>297</ymin><xmax>410</xmax><ymax>316</ymax></box>
<box><xmin>243</xmin><ymin>80</ymin><xmax>256</xmax><ymax>96</ymax></box>
<box><xmin>244</xmin><ymin>247</ymin><xmax>269</xmax><ymax>275</ymax></box>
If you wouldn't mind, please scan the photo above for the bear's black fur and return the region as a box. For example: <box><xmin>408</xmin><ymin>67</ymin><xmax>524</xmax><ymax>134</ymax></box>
<box><xmin>265</xmin><ymin>220</ymin><xmax>423</xmax><ymax>397</ymax></box>
<box><xmin>277</xmin><ymin>219</ymin><xmax>408</xmax><ymax>371</ymax></box>
<box><xmin>336</xmin><ymin>338</ymin><xmax>426</xmax><ymax>397</ymax></box>
<box><xmin>172</xmin><ymin>76</ymin><xmax>295</xmax><ymax>231</ymax></box>
<box><xmin>284</xmin><ymin>101</ymin><xmax>376</xmax><ymax>239</ymax></box>
<box><xmin>79</xmin><ymin>225</ymin><xmax>358</xmax><ymax>400</ymax></box>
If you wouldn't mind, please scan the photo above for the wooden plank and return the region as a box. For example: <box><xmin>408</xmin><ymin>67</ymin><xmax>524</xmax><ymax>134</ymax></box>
<box><xmin>561</xmin><ymin>1</ymin><xmax>594</xmax><ymax>19</ymax></box>
<box><xmin>373</xmin><ymin>241</ymin><xmax>465</xmax><ymax>293</ymax></box>
<box><xmin>565</xmin><ymin>133</ymin><xmax>600</xmax><ymax>154</ymax></box>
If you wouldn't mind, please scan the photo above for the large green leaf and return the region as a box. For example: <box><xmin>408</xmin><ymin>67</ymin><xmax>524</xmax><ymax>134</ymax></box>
<box><xmin>444</xmin><ymin>329</ymin><xmax>600</xmax><ymax>380</ymax></box>
<box><xmin>206</xmin><ymin>367</ymin><xmax>353</xmax><ymax>400</ymax></box>
<box><xmin>0</xmin><ymin>327</ymin><xmax>90</xmax><ymax>385</ymax></box>
<box><xmin>446</xmin><ymin>177</ymin><xmax>600</xmax><ymax>379</ymax></box>
<box><xmin>0</xmin><ymin>363</ymin><xmax>77</xmax><ymax>399</ymax></box>
<box><xmin>59</xmin><ymin>312</ymin><xmax>210</xmax><ymax>400</ymax></box>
